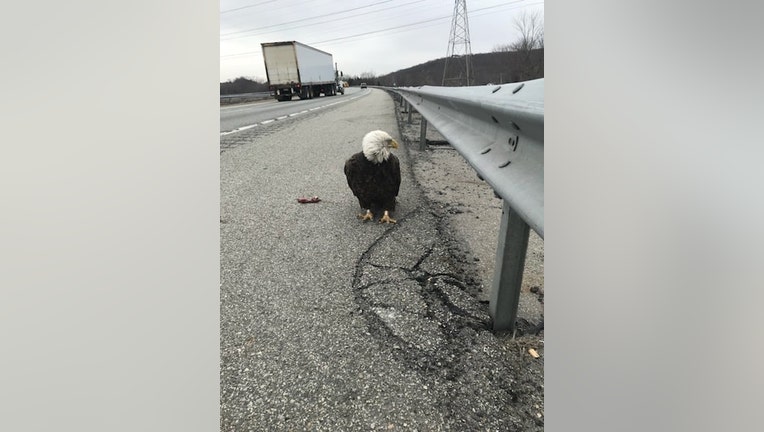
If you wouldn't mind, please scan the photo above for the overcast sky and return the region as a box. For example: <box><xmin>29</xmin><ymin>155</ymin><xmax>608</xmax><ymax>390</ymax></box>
<box><xmin>220</xmin><ymin>0</ymin><xmax>544</xmax><ymax>83</ymax></box>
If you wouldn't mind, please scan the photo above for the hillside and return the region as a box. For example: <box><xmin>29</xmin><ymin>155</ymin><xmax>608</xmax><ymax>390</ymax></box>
<box><xmin>374</xmin><ymin>48</ymin><xmax>543</xmax><ymax>87</ymax></box>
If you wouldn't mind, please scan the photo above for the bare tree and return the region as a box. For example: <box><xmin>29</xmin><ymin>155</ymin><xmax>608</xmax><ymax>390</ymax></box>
<box><xmin>509</xmin><ymin>10</ymin><xmax>544</xmax><ymax>52</ymax></box>
<box><xmin>506</xmin><ymin>10</ymin><xmax>544</xmax><ymax>81</ymax></box>
<box><xmin>491</xmin><ymin>11</ymin><xmax>544</xmax><ymax>53</ymax></box>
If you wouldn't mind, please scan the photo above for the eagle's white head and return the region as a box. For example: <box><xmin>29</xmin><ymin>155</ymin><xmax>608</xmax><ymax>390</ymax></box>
<box><xmin>362</xmin><ymin>130</ymin><xmax>399</xmax><ymax>163</ymax></box>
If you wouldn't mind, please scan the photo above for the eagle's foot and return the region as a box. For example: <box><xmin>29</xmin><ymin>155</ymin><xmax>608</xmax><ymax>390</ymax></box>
<box><xmin>379</xmin><ymin>211</ymin><xmax>396</xmax><ymax>224</ymax></box>
<box><xmin>357</xmin><ymin>210</ymin><xmax>373</xmax><ymax>222</ymax></box>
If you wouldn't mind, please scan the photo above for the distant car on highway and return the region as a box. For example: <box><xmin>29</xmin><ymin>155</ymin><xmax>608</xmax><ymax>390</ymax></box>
<box><xmin>360</xmin><ymin>82</ymin><xmax>367</xmax><ymax>89</ymax></box>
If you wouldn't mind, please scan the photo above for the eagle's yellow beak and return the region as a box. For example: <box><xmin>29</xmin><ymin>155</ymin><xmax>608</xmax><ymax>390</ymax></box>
<box><xmin>390</xmin><ymin>139</ymin><xmax>399</xmax><ymax>149</ymax></box>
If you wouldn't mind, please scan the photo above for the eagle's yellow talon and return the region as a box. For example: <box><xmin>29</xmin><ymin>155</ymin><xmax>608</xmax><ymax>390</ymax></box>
<box><xmin>379</xmin><ymin>211</ymin><xmax>396</xmax><ymax>224</ymax></box>
<box><xmin>358</xmin><ymin>210</ymin><xmax>373</xmax><ymax>222</ymax></box>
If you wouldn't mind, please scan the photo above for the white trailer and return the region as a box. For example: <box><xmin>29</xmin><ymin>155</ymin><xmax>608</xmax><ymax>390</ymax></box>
<box><xmin>261</xmin><ymin>41</ymin><xmax>339</xmax><ymax>102</ymax></box>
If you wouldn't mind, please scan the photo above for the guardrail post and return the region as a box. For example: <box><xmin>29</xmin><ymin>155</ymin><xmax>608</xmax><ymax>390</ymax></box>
<box><xmin>407</xmin><ymin>103</ymin><xmax>413</xmax><ymax>124</ymax></box>
<box><xmin>489</xmin><ymin>200</ymin><xmax>530</xmax><ymax>331</ymax></box>
<box><xmin>419</xmin><ymin>117</ymin><xmax>427</xmax><ymax>150</ymax></box>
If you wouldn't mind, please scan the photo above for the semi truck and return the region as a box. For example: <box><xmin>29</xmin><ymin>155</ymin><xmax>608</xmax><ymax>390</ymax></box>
<box><xmin>261</xmin><ymin>41</ymin><xmax>339</xmax><ymax>102</ymax></box>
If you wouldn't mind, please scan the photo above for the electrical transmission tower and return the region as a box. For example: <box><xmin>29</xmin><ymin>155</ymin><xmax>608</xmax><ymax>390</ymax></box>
<box><xmin>442</xmin><ymin>0</ymin><xmax>473</xmax><ymax>86</ymax></box>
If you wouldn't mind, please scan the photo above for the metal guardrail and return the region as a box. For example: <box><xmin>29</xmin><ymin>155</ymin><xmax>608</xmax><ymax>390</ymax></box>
<box><xmin>220</xmin><ymin>92</ymin><xmax>272</xmax><ymax>104</ymax></box>
<box><xmin>387</xmin><ymin>79</ymin><xmax>544</xmax><ymax>331</ymax></box>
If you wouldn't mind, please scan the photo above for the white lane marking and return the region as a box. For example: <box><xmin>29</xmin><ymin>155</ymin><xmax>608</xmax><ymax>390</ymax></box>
<box><xmin>220</xmin><ymin>124</ymin><xmax>257</xmax><ymax>136</ymax></box>
<box><xmin>220</xmin><ymin>104</ymin><xmax>265</xmax><ymax>113</ymax></box>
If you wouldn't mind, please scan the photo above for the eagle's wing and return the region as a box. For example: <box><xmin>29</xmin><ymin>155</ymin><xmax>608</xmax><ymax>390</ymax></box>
<box><xmin>390</xmin><ymin>153</ymin><xmax>401</xmax><ymax>197</ymax></box>
<box><xmin>344</xmin><ymin>153</ymin><xmax>363</xmax><ymax>196</ymax></box>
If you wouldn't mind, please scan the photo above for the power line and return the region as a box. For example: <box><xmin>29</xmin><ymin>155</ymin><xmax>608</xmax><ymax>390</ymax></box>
<box><xmin>220</xmin><ymin>13</ymin><xmax>446</xmax><ymax>59</ymax></box>
<box><xmin>220</xmin><ymin>0</ymin><xmax>539</xmax><ymax>59</ymax></box>
<box><xmin>314</xmin><ymin>0</ymin><xmax>536</xmax><ymax>47</ymax></box>
<box><xmin>220</xmin><ymin>0</ymin><xmax>279</xmax><ymax>14</ymax></box>
<box><xmin>309</xmin><ymin>14</ymin><xmax>446</xmax><ymax>45</ymax></box>
<box><xmin>221</xmin><ymin>0</ymin><xmax>411</xmax><ymax>39</ymax></box>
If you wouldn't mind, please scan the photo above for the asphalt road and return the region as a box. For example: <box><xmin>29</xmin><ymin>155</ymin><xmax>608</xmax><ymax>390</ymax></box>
<box><xmin>220</xmin><ymin>87</ymin><xmax>366</xmax><ymax>134</ymax></box>
<box><xmin>220</xmin><ymin>89</ymin><xmax>543</xmax><ymax>431</ymax></box>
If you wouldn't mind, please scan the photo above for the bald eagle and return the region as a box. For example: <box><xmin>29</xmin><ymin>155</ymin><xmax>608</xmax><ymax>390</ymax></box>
<box><xmin>344</xmin><ymin>130</ymin><xmax>401</xmax><ymax>224</ymax></box>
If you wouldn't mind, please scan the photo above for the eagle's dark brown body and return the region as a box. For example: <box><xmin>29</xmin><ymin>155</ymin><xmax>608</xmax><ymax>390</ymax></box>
<box><xmin>343</xmin><ymin>151</ymin><xmax>401</xmax><ymax>211</ymax></box>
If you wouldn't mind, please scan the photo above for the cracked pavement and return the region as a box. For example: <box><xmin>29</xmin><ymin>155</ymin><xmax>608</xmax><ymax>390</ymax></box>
<box><xmin>221</xmin><ymin>89</ymin><xmax>543</xmax><ymax>431</ymax></box>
